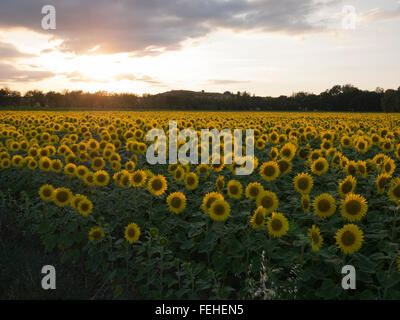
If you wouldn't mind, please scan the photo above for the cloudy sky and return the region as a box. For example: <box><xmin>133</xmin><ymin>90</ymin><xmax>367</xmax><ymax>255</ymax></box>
<box><xmin>0</xmin><ymin>0</ymin><xmax>399</xmax><ymax>96</ymax></box>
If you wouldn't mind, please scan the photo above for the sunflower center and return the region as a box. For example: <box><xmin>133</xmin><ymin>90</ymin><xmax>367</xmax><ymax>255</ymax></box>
<box><xmin>206</xmin><ymin>197</ymin><xmax>217</xmax><ymax>209</ymax></box>
<box><xmin>297</xmin><ymin>177</ymin><xmax>309</xmax><ymax>190</ymax></box>
<box><xmin>311</xmin><ymin>232</ymin><xmax>319</xmax><ymax>244</ymax></box>
<box><xmin>128</xmin><ymin>229</ymin><xmax>136</xmax><ymax>238</ymax></box>
<box><xmin>282</xmin><ymin>148</ymin><xmax>291</xmax><ymax>157</ymax></box>
<box><xmin>43</xmin><ymin>188</ymin><xmax>52</xmax><ymax>197</ymax></box>
<box><xmin>264</xmin><ymin>165</ymin><xmax>276</xmax><ymax>177</ymax></box>
<box><xmin>278</xmin><ymin>161</ymin><xmax>289</xmax><ymax>173</ymax></box>
<box><xmin>97</xmin><ymin>174</ymin><xmax>106</xmax><ymax>182</ymax></box>
<box><xmin>94</xmin><ymin>159</ymin><xmax>102</xmax><ymax>167</ymax></box>
<box><xmin>229</xmin><ymin>185</ymin><xmax>239</xmax><ymax>194</ymax></box>
<box><xmin>187</xmin><ymin>177</ymin><xmax>195</xmax><ymax>185</ymax></box>
<box><xmin>171</xmin><ymin>197</ymin><xmax>182</xmax><ymax>208</ymax></box>
<box><xmin>315</xmin><ymin>161</ymin><xmax>324</xmax><ymax>171</ymax></box>
<box><xmin>255</xmin><ymin>212</ymin><xmax>264</xmax><ymax>225</ymax></box>
<box><xmin>393</xmin><ymin>185</ymin><xmax>400</xmax><ymax>198</ymax></box>
<box><xmin>341</xmin><ymin>181</ymin><xmax>353</xmax><ymax>194</ymax></box>
<box><xmin>81</xmin><ymin>203</ymin><xmax>89</xmax><ymax>211</ymax></box>
<box><xmin>345</xmin><ymin>200</ymin><xmax>361</xmax><ymax>215</ymax></box>
<box><xmin>56</xmin><ymin>191</ymin><xmax>69</xmax><ymax>203</ymax></box>
<box><xmin>341</xmin><ymin>231</ymin><xmax>355</xmax><ymax>246</ymax></box>
<box><xmin>378</xmin><ymin>177</ymin><xmax>388</xmax><ymax>189</ymax></box>
<box><xmin>271</xmin><ymin>219</ymin><xmax>282</xmax><ymax>231</ymax></box>
<box><xmin>250</xmin><ymin>186</ymin><xmax>259</xmax><ymax>197</ymax></box>
<box><xmin>152</xmin><ymin>179</ymin><xmax>163</xmax><ymax>191</ymax></box>
<box><xmin>317</xmin><ymin>199</ymin><xmax>331</xmax><ymax>212</ymax></box>
<box><xmin>385</xmin><ymin>163</ymin><xmax>391</xmax><ymax>172</ymax></box>
<box><xmin>261</xmin><ymin>196</ymin><xmax>273</xmax><ymax>209</ymax></box>
<box><xmin>93</xmin><ymin>231</ymin><xmax>102</xmax><ymax>239</ymax></box>
<box><xmin>213</xmin><ymin>204</ymin><xmax>225</xmax><ymax>216</ymax></box>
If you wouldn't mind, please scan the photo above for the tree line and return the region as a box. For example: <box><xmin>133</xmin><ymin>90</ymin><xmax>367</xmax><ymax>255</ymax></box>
<box><xmin>0</xmin><ymin>84</ymin><xmax>399</xmax><ymax>112</ymax></box>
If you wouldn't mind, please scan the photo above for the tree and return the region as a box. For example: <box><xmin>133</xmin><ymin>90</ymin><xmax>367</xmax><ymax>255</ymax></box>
<box><xmin>381</xmin><ymin>89</ymin><xmax>399</xmax><ymax>113</ymax></box>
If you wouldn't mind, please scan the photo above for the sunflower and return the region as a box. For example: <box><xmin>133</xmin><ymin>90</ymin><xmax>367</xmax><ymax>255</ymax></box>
<box><xmin>259</xmin><ymin>161</ymin><xmax>280</xmax><ymax>181</ymax></box>
<box><xmin>256</xmin><ymin>190</ymin><xmax>279</xmax><ymax>213</ymax></box>
<box><xmin>313</xmin><ymin>193</ymin><xmax>336</xmax><ymax>218</ymax></box>
<box><xmin>216</xmin><ymin>175</ymin><xmax>225</xmax><ymax>192</ymax></box>
<box><xmin>245</xmin><ymin>182</ymin><xmax>264</xmax><ymax>200</ymax></box>
<box><xmin>174</xmin><ymin>165</ymin><xmax>186</xmax><ymax>182</ymax></box>
<box><xmin>382</xmin><ymin>157</ymin><xmax>396</xmax><ymax>176</ymax></box>
<box><xmin>124</xmin><ymin>223</ymin><xmax>141</xmax><ymax>244</ymax></box>
<box><xmin>64</xmin><ymin>163</ymin><xmax>77</xmax><ymax>177</ymax></box>
<box><xmin>196</xmin><ymin>163</ymin><xmax>209</xmax><ymax>177</ymax></box>
<box><xmin>345</xmin><ymin>161</ymin><xmax>358</xmax><ymax>176</ymax></box>
<box><xmin>83</xmin><ymin>172</ymin><xmax>96</xmax><ymax>187</ymax></box>
<box><xmin>39</xmin><ymin>156</ymin><xmax>52</xmax><ymax>172</ymax></box>
<box><xmin>88</xmin><ymin>227</ymin><xmax>105</xmax><ymax>242</ymax></box>
<box><xmin>311</xmin><ymin>157</ymin><xmax>329</xmax><ymax>175</ymax></box>
<box><xmin>338</xmin><ymin>175</ymin><xmax>357</xmax><ymax>198</ymax></box>
<box><xmin>341</xmin><ymin>193</ymin><xmax>368</xmax><ymax>222</ymax></box>
<box><xmin>11</xmin><ymin>155</ymin><xmax>24</xmax><ymax>167</ymax></box>
<box><xmin>209</xmin><ymin>199</ymin><xmax>230</xmax><ymax>221</ymax></box>
<box><xmin>293</xmin><ymin>173</ymin><xmax>313</xmax><ymax>195</ymax></box>
<box><xmin>277</xmin><ymin>159</ymin><xmax>292</xmax><ymax>175</ymax></box>
<box><xmin>0</xmin><ymin>158</ymin><xmax>11</xmax><ymax>168</ymax></box>
<box><xmin>227</xmin><ymin>180</ymin><xmax>243</xmax><ymax>199</ymax></box>
<box><xmin>279</xmin><ymin>142</ymin><xmax>296</xmax><ymax>160</ymax></box>
<box><xmin>52</xmin><ymin>187</ymin><xmax>73</xmax><ymax>207</ymax></box>
<box><xmin>50</xmin><ymin>159</ymin><xmax>63</xmax><ymax>173</ymax></box>
<box><xmin>335</xmin><ymin>224</ymin><xmax>364</xmax><ymax>254</ymax></box>
<box><xmin>376</xmin><ymin>173</ymin><xmax>391</xmax><ymax>194</ymax></box>
<box><xmin>118</xmin><ymin>171</ymin><xmax>132</xmax><ymax>188</ymax></box>
<box><xmin>125</xmin><ymin>160</ymin><xmax>136</xmax><ymax>173</ymax></box>
<box><xmin>91</xmin><ymin>157</ymin><xmax>106</xmax><ymax>171</ymax></box>
<box><xmin>308</xmin><ymin>225</ymin><xmax>323</xmax><ymax>252</ymax></box>
<box><xmin>77</xmin><ymin>198</ymin><xmax>93</xmax><ymax>216</ymax></box>
<box><xmin>166</xmin><ymin>192</ymin><xmax>186</xmax><ymax>214</ymax></box>
<box><xmin>301</xmin><ymin>194</ymin><xmax>311</xmax><ymax>213</ymax></box>
<box><xmin>147</xmin><ymin>175</ymin><xmax>168</xmax><ymax>196</ymax></box>
<box><xmin>269</xmin><ymin>147</ymin><xmax>279</xmax><ymax>160</ymax></box>
<box><xmin>202</xmin><ymin>192</ymin><xmax>224</xmax><ymax>214</ymax></box>
<box><xmin>38</xmin><ymin>184</ymin><xmax>54</xmax><ymax>201</ymax></box>
<box><xmin>75</xmin><ymin>165</ymin><xmax>89</xmax><ymax>179</ymax></box>
<box><xmin>184</xmin><ymin>172</ymin><xmax>199</xmax><ymax>191</ymax></box>
<box><xmin>267</xmin><ymin>212</ymin><xmax>289</xmax><ymax>238</ymax></box>
<box><xmin>250</xmin><ymin>206</ymin><xmax>267</xmax><ymax>230</ymax></box>
<box><xmin>388</xmin><ymin>178</ymin><xmax>400</xmax><ymax>204</ymax></box>
<box><xmin>131</xmin><ymin>170</ymin><xmax>147</xmax><ymax>187</ymax></box>
<box><xmin>93</xmin><ymin>170</ymin><xmax>110</xmax><ymax>187</ymax></box>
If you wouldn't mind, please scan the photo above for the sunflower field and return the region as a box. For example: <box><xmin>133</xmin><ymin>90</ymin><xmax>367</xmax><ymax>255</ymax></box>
<box><xmin>1</xmin><ymin>111</ymin><xmax>400</xmax><ymax>299</ymax></box>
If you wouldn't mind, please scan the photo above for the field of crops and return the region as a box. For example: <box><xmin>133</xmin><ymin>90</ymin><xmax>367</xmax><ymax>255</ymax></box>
<box><xmin>1</xmin><ymin>111</ymin><xmax>400</xmax><ymax>299</ymax></box>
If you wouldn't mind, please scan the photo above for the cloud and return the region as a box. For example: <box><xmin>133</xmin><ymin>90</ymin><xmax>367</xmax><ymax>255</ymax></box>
<box><xmin>0</xmin><ymin>63</ymin><xmax>55</xmax><ymax>82</ymax></box>
<box><xmin>62</xmin><ymin>71</ymin><xmax>107</xmax><ymax>83</ymax></box>
<box><xmin>114</xmin><ymin>73</ymin><xmax>167</xmax><ymax>86</ymax></box>
<box><xmin>207</xmin><ymin>79</ymin><xmax>251</xmax><ymax>85</ymax></box>
<box><xmin>0</xmin><ymin>0</ymin><xmax>341</xmax><ymax>56</ymax></box>
<box><xmin>359</xmin><ymin>7</ymin><xmax>400</xmax><ymax>24</ymax></box>
<box><xmin>0</xmin><ymin>41</ymin><xmax>35</xmax><ymax>59</ymax></box>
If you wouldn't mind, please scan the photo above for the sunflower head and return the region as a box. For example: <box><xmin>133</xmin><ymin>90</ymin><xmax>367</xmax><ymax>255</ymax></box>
<box><xmin>202</xmin><ymin>192</ymin><xmax>224</xmax><ymax>214</ymax></box>
<box><xmin>259</xmin><ymin>161</ymin><xmax>280</xmax><ymax>181</ymax></box>
<box><xmin>308</xmin><ymin>225</ymin><xmax>323</xmax><ymax>252</ymax></box>
<box><xmin>245</xmin><ymin>182</ymin><xmax>264</xmax><ymax>200</ymax></box>
<box><xmin>227</xmin><ymin>180</ymin><xmax>243</xmax><ymax>199</ymax></box>
<box><xmin>313</xmin><ymin>193</ymin><xmax>336</xmax><ymax>218</ymax></box>
<box><xmin>124</xmin><ymin>223</ymin><xmax>141</xmax><ymax>244</ymax></box>
<box><xmin>38</xmin><ymin>184</ymin><xmax>54</xmax><ymax>201</ymax></box>
<box><xmin>335</xmin><ymin>224</ymin><xmax>364</xmax><ymax>254</ymax></box>
<box><xmin>311</xmin><ymin>157</ymin><xmax>329</xmax><ymax>175</ymax></box>
<box><xmin>147</xmin><ymin>175</ymin><xmax>168</xmax><ymax>196</ymax></box>
<box><xmin>209</xmin><ymin>199</ymin><xmax>230</xmax><ymax>221</ymax></box>
<box><xmin>338</xmin><ymin>175</ymin><xmax>357</xmax><ymax>198</ymax></box>
<box><xmin>250</xmin><ymin>206</ymin><xmax>267</xmax><ymax>230</ymax></box>
<box><xmin>388</xmin><ymin>178</ymin><xmax>400</xmax><ymax>204</ymax></box>
<box><xmin>167</xmin><ymin>192</ymin><xmax>186</xmax><ymax>214</ymax></box>
<box><xmin>185</xmin><ymin>172</ymin><xmax>199</xmax><ymax>191</ymax></box>
<box><xmin>341</xmin><ymin>193</ymin><xmax>368</xmax><ymax>222</ymax></box>
<box><xmin>256</xmin><ymin>190</ymin><xmax>279</xmax><ymax>214</ymax></box>
<box><xmin>267</xmin><ymin>212</ymin><xmax>289</xmax><ymax>238</ymax></box>
<box><xmin>52</xmin><ymin>187</ymin><xmax>73</xmax><ymax>207</ymax></box>
<box><xmin>293</xmin><ymin>172</ymin><xmax>313</xmax><ymax>195</ymax></box>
